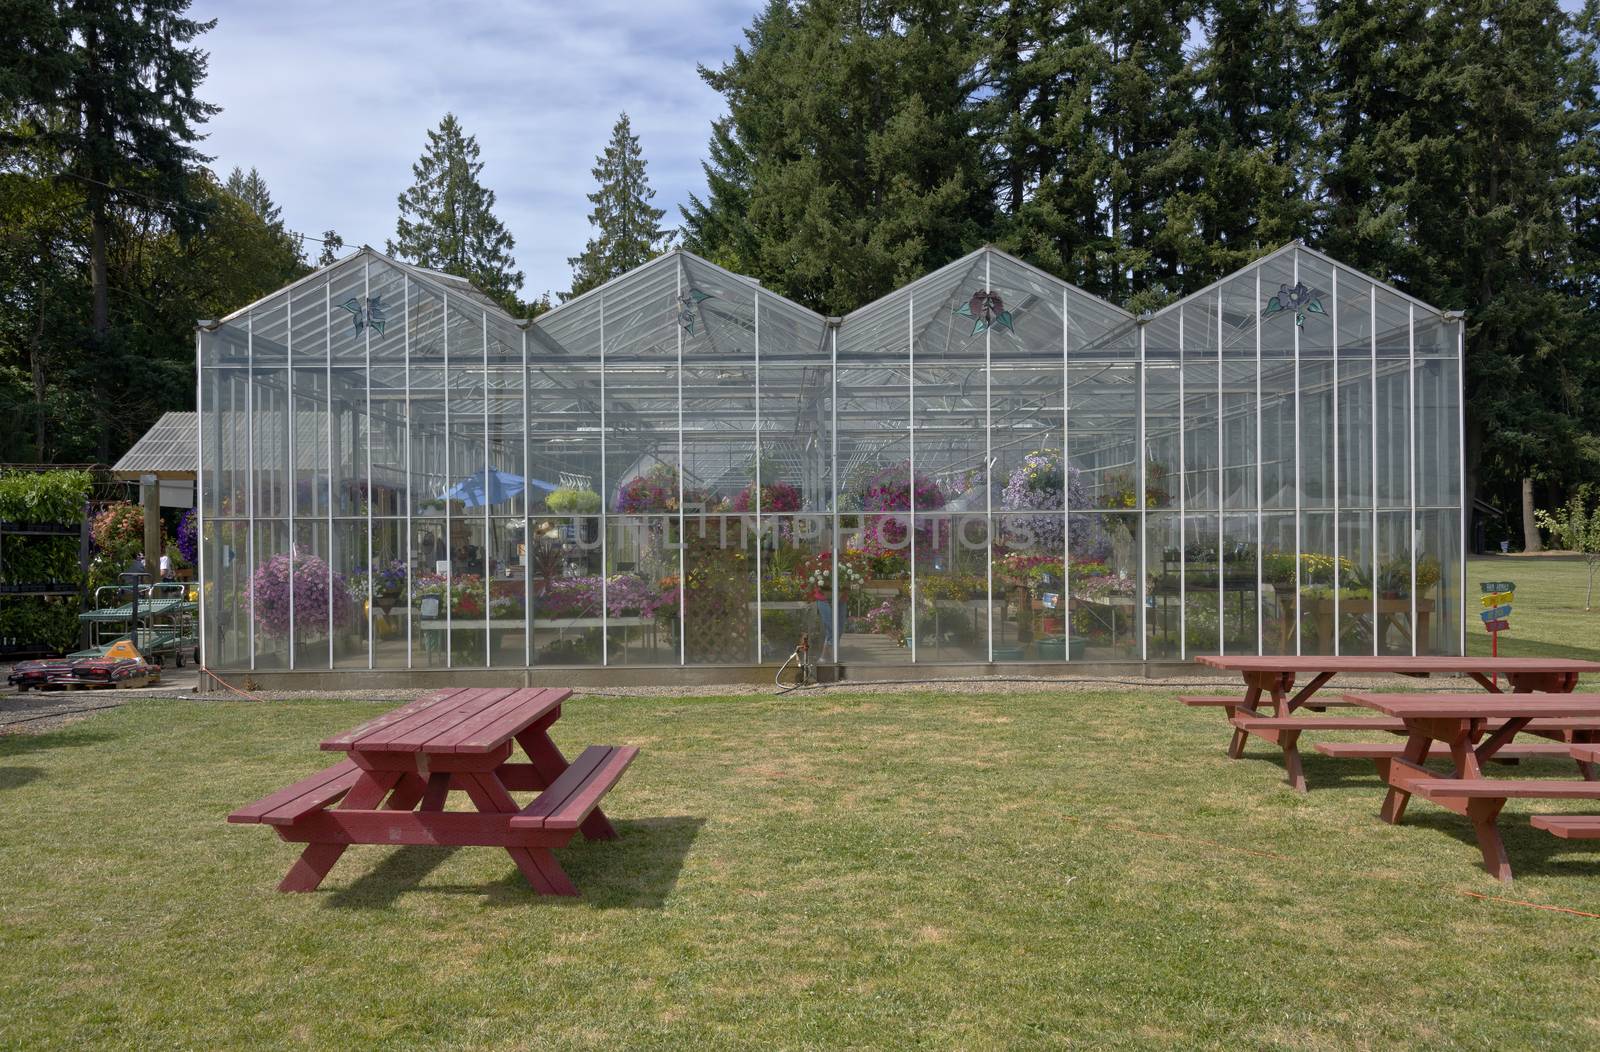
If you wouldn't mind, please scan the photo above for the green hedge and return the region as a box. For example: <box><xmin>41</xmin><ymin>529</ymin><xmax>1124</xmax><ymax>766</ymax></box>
<box><xmin>0</xmin><ymin>596</ymin><xmax>81</xmax><ymax>653</ymax></box>
<box><xmin>0</xmin><ymin>469</ymin><xmax>92</xmax><ymax>524</ymax></box>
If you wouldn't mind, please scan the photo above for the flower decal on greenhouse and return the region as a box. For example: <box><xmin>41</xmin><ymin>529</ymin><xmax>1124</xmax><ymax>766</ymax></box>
<box><xmin>955</xmin><ymin>289</ymin><xmax>1014</xmax><ymax>336</ymax></box>
<box><xmin>1264</xmin><ymin>282</ymin><xmax>1325</xmax><ymax>328</ymax></box>
<box><xmin>339</xmin><ymin>294</ymin><xmax>386</xmax><ymax>335</ymax></box>
<box><xmin>674</xmin><ymin>288</ymin><xmax>712</xmax><ymax>334</ymax></box>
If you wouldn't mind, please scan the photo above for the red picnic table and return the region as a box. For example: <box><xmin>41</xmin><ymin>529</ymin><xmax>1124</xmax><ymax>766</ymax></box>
<box><xmin>1343</xmin><ymin>692</ymin><xmax>1600</xmax><ymax>881</ymax></box>
<box><xmin>1186</xmin><ymin>656</ymin><xmax>1600</xmax><ymax>792</ymax></box>
<box><xmin>229</xmin><ymin>687</ymin><xmax>637</xmax><ymax>896</ymax></box>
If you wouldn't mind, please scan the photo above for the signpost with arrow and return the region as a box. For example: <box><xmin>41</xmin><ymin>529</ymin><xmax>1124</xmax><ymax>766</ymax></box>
<box><xmin>1480</xmin><ymin>580</ymin><xmax>1515</xmax><ymax>684</ymax></box>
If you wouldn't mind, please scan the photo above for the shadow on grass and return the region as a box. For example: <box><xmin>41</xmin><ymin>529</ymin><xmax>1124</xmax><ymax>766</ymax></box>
<box><xmin>324</xmin><ymin>815</ymin><xmax>705</xmax><ymax>911</ymax></box>
<box><xmin>0</xmin><ymin>766</ymin><xmax>43</xmax><ymax>791</ymax></box>
<box><xmin>0</xmin><ymin>728</ymin><xmax>117</xmax><ymax>758</ymax></box>
<box><xmin>1399</xmin><ymin>810</ymin><xmax>1600</xmax><ymax>880</ymax></box>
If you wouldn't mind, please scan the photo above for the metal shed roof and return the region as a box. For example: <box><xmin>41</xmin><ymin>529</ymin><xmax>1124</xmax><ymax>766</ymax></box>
<box><xmin>112</xmin><ymin>411</ymin><xmax>197</xmax><ymax>479</ymax></box>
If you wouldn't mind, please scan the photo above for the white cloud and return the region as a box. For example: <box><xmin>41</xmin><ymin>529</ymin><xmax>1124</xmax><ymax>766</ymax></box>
<box><xmin>193</xmin><ymin>0</ymin><xmax>760</xmax><ymax>302</ymax></box>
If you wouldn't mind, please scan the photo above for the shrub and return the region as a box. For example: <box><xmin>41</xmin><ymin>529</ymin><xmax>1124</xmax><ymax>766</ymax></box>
<box><xmin>547</xmin><ymin>487</ymin><xmax>602</xmax><ymax>515</ymax></box>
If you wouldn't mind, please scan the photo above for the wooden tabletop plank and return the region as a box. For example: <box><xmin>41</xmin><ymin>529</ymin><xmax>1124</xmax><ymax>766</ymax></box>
<box><xmin>1343</xmin><ymin>692</ymin><xmax>1600</xmax><ymax>719</ymax></box>
<box><xmin>320</xmin><ymin>689</ymin><xmax>465</xmax><ymax>751</ymax></box>
<box><xmin>1571</xmin><ymin>743</ymin><xmax>1600</xmax><ymax>764</ymax></box>
<box><xmin>424</xmin><ymin>688</ymin><xmax>563</xmax><ymax>753</ymax></box>
<box><xmin>441</xmin><ymin>688</ymin><xmax>571</xmax><ymax>754</ymax></box>
<box><xmin>1196</xmin><ymin>655</ymin><xmax>1600</xmax><ymax>674</ymax></box>
<box><xmin>349</xmin><ymin>688</ymin><xmax>512</xmax><ymax>752</ymax></box>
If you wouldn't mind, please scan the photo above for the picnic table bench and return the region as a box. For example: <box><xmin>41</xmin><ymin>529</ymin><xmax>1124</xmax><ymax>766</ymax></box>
<box><xmin>229</xmin><ymin>687</ymin><xmax>637</xmax><ymax>896</ymax></box>
<box><xmin>1344</xmin><ymin>692</ymin><xmax>1600</xmax><ymax>881</ymax></box>
<box><xmin>1187</xmin><ymin>656</ymin><xmax>1600</xmax><ymax>792</ymax></box>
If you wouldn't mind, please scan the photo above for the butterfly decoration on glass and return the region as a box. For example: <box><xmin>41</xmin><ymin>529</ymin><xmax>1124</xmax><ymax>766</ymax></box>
<box><xmin>339</xmin><ymin>294</ymin><xmax>387</xmax><ymax>335</ymax></box>
<box><xmin>1263</xmin><ymin>282</ymin><xmax>1325</xmax><ymax>328</ymax></box>
<box><xmin>674</xmin><ymin>288</ymin><xmax>712</xmax><ymax>335</ymax></box>
<box><xmin>955</xmin><ymin>289</ymin><xmax>1014</xmax><ymax>336</ymax></box>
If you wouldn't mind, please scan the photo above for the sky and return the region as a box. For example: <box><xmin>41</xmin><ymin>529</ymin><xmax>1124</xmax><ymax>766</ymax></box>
<box><xmin>191</xmin><ymin>0</ymin><xmax>765</xmax><ymax>303</ymax></box>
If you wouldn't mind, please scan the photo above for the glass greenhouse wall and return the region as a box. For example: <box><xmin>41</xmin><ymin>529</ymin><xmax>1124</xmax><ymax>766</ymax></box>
<box><xmin>197</xmin><ymin>243</ymin><xmax>1464</xmax><ymax>674</ymax></box>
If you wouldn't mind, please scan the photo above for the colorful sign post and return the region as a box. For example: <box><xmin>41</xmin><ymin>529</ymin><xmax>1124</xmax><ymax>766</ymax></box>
<box><xmin>1479</xmin><ymin>581</ymin><xmax>1515</xmax><ymax>683</ymax></box>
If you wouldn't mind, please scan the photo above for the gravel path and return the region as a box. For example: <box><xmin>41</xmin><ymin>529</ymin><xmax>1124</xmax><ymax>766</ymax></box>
<box><xmin>4</xmin><ymin>661</ymin><xmax>1490</xmax><ymax>735</ymax></box>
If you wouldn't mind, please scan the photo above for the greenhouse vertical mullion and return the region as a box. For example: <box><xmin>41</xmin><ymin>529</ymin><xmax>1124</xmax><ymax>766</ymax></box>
<box><xmin>247</xmin><ymin>310</ymin><xmax>254</xmax><ymax>669</ymax></box>
<box><xmin>195</xmin><ymin>333</ymin><xmax>205</xmax><ymax>669</ymax></box>
<box><xmin>984</xmin><ymin>253</ymin><xmax>993</xmax><ymax>665</ymax></box>
<box><xmin>325</xmin><ymin>280</ymin><xmax>335</xmax><ymax>670</ymax></box>
<box><xmin>908</xmin><ymin>290</ymin><xmax>916</xmax><ymax>665</ymax></box>
<box><xmin>676</xmin><ymin>261</ymin><xmax>685</xmax><ymax>667</ymax></box>
<box><xmin>1137</xmin><ymin>322</ymin><xmax>1146</xmax><ymax>662</ymax></box>
<box><xmin>1179</xmin><ymin>307</ymin><xmax>1187</xmax><ymax>661</ymax></box>
<box><xmin>443</xmin><ymin>289</ymin><xmax>451</xmax><ymax>668</ymax></box>
<box><xmin>1370</xmin><ymin>285</ymin><xmax>1379</xmax><ymax>655</ymax></box>
<box><xmin>599</xmin><ymin>292</ymin><xmax>608</xmax><ymax>667</ymax></box>
<box><xmin>286</xmin><ymin>292</ymin><xmax>295</xmax><ymax>671</ymax></box>
<box><xmin>482</xmin><ymin>310</ymin><xmax>490</xmax><ymax>668</ymax></box>
<box><xmin>404</xmin><ymin>276</ymin><xmax>412</xmax><ymax>669</ymax></box>
<box><xmin>1292</xmin><ymin>250</ymin><xmax>1301</xmax><ymax>658</ymax></box>
<box><xmin>1254</xmin><ymin>268</ymin><xmax>1262</xmax><ymax>656</ymax></box>
<box><xmin>521</xmin><ymin>325</ymin><xmax>530</xmax><ymax>669</ymax></box>
<box><xmin>829</xmin><ymin>324</ymin><xmax>838</xmax><ymax>662</ymax></box>
<box><xmin>1216</xmin><ymin>289</ymin><xmax>1224</xmax><ymax>656</ymax></box>
<box><xmin>365</xmin><ymin>257</ymin><xmax>374</xmax><ymax>670</ymax></box>
<box><xmin>1331</xmin><ymin>267</ymin><xmax>1339</xmax><ymax>657</ymax></box>
<box><xmin>1061</xmin><ymin>287</ymin><xmax>1070</xmax><ymax>663</ymax></box>
<box><xmin>1408</xmin><ymin>303</ymin><xmax>1417</xmax><ymax>657</ymax></box>
<box><xmin>1458</xmin><ymin>318</ymin><xmax>1467</xmax><ymax>656</ymax></box>
<box><xmin>754</xmin><ymin>286</ymin><xmax>762</xmax><ymax>665</ymax></box>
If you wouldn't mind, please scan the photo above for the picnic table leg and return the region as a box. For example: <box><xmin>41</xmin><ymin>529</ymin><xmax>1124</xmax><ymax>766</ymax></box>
<box><xmin>278</xmin><ymin>770</ymin><xmax>400</xmax><ymax>893</ymax></box>
<box><xmin>1379</xmin><ymin>734</ymin><xmax>1433</xmax><ymax>824</ymax></box>
<box><xmin>1281</xmin><ymin>729</ymin><xmax>1307</xmax><ymax>793</ymax></box>
<box><xmin>1229</xmin><ymin>674</ymin><xmax>1282</xmax><ymax>759</ymax></box>
<box><xmin>456</xmin><ymin>770</ymin><xmax>580</xmax><ymax>897</ymax></box>
<box><xmin>1467</xmin><ymin>798</ymin><xmax>1513</xmax><ymax>882</ymax></box>
<box><xmin>513</xmin><ymin>726</ymin><xmax>618</xmax><ymax>841</ymax></box>
<box><xmin>1575</xmin><ymin>729</ymin><xmax>1597</xmax><ymax>782</ymax></box>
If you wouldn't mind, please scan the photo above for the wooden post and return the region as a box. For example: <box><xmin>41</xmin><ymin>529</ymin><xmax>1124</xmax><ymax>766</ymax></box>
<box><xmin>141</xmin><ymin>473</ymin><xmax>161</xmax><ymax>574</ymax></box>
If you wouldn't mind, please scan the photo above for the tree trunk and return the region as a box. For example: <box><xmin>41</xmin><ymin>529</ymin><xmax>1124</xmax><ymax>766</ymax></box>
<box><xmin>89</xmin><ymin>184</ymin><xmax>112</xmax><ymax>463</ymax></box>
<box><xmin>30</xmin><ymin>283</ymin><xmax>48</xmax><ymax>460</ymax></box>
<box><xmin>1521</xmin><ymin>477</ymin><xmax>1542</xmax><ymax>553</ymax></box>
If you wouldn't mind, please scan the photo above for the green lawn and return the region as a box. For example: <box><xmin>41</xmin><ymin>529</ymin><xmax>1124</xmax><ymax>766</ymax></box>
<box><xmin>1467</xmin><ymin>554</ymin><xmax>1600</xmax><ymax>665</ymax></box>
<box><xmin>3</xmin><ymin>691</ymin><xmax>1600</xmax><ymax>1049</ymax></box>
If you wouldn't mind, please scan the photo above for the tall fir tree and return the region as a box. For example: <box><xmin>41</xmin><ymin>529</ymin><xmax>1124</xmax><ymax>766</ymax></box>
<box><xmin>566</xmin><ymin>112</ymin><xmax>670</xmax><ymax>300</ymax></box>
<box><xmin>224</xmin><ymin>166</ymin><xmax>281</xmax><ymax>226</ymax></box>
<box><xmin>1180</xmin><ymin>0</ymin><xmax>1320</xmax><ymax>275</ymax></box>
<box><xmin>388</xmin><ymin>113</ymin><xmax>523</xmax><ymax>312</ymax></box>
<box><xmin>7</xmin><ymin>0</ymin><xmax>218</xmax><ymax>458</ymax></box>
<box><xmin>686</xmin><ymin>0</ymin><xmax>993</xmax><ymax>313</ymax></box>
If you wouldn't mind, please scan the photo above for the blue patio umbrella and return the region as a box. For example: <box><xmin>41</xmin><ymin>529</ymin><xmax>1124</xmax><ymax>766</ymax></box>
<box><xmin>439</xmin><ymin>470</ymin><xmax>555</xmax><ymax>509</ymax></box>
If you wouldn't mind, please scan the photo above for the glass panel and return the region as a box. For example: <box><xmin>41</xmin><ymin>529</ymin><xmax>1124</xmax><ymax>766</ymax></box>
<box><xmin>1221</xmin><ymin>362</ymin><xmax>1257</xmax><ymax>510</ymax></box>
<box><xmin>1261</xmin><ymin>512</ymin><xmax>1296</xmax><ymax>654</ymax></box>
<box><xmin>331</xmin><ymin>518</ymin><xmax>368</xmax><ymax>669</ymax></box>
<box><xmin>1375</xmin><ymin>360</ymin><xmax>1411</xmax><ymax>508</ymax></box>
<box><xmin>1182</xmin><ymin>512</ymin><xmax>1223</xmax><ymax>656</ymax></box>
<box><xmin>1260</xmin><ymin>361</ymin><xmax>1296</xmax><ymax>510</ymax></box>
<box><xmin>758</xmin><ymin>515</ymin><xmax>832</xmax><ymax>663</ymax></box>
<box><xmin>1298</xmin><ymin>511</ymin><xmax>1337</xmax><ymax>656</ymax></box>
<box><xmin>1067</xmin><ymin>511</ymin><xmax>1135</xmax><ymax>659</ymax></box>
<box><xmin>840</xmin><ymin>513</ymin><xmax>912</xmax><ymax>665</ymax></box>
<box><xmin>1221</xmin><ymin>513</ymin><xmax>1259</xmax><ymax>653</ymax></box>
<box><xmin>603</xmin><ymin>515</ymin><xmax>671</xmax><ymax>666</ymax></box>
<box><xmin>1376</xmin><ymin>511</ymin><xmax>1413</xmax><ymax>655</ymax></box>
<box><xmin>1337</xmin><ymin>511</ymin><xmax>1375</xmax><ymax>656</ymax></box>
<box><xmin>1417</xmin><ymin>509</ymin><xmax>1460</xmax><ymax>656</ymax></box>
<box><xmin>1414</xmin><ymin>358</ymin><xmax>1459</xmax><ymax>509</ymax></box>
<box><xmin>1184</xmin><ymin>363</ymin><xmax>1220</xmax><ymax>510</ymax></box>
<box><xmin>919</xmin><ymin>514</ymin><xmax>991</xmax><ymax>662</ymax></box>
<box><xmin>1298</xmin><ymin>359</ymin><xmax>1334</xmax><ymax>509</ymax></box>
<box><xmin>370</xmin><ymin>518</ymin><xmax>409</xmax><ymax>668</ymax></box>
<box><xmin>1144</xmin><ymin>512</ymin><xmax>1179</xmax><ymax>658</ymax></box>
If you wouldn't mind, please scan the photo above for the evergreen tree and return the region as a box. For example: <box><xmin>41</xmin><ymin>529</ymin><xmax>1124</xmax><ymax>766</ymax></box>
<box><xmin>388</xmin><ymin>113</ymin><xmax>523</xmax><ymax>312</ymax></box>
<box><xmin>315</xmin><ymin>229</ymin><xmax>344</xmax><ymax>267</ymax></box>
<box><xmin>223</xmin><ymin>165</ymin><xmax>281</xmax><ymax>226</ymax></box>
<box><xmin>688</xmin><ymin>0</ymin><xmax>993</xmax><ymax>313</ymax></box>
<box><xmin>681</xmin><ymin>114</ymin><xmax>759</xmax><ymax>274</ymax></box>
<box><xmin>7</xmin><ymin>0</ymin><xmax>218</xmax><ymax>458</ymax></box>
<box><xmin>566</xmin><ymin>112</ymin><xmax>670</xmax><ymax>300</ymax></box>
<box><xmin>1181</xmin><ymin>0</ymin><xmax>1320</xmax><ymax>275</ymax></box>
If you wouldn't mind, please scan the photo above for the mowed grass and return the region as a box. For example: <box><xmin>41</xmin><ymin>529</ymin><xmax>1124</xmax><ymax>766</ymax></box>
<box><xmin>1467</xmin><ymin>554</ymin><xmax>1600</xmax><ymax>667</ymax></box>
<box><xmin>3</xmin><ymin>692</ymin><xmax>1600</xmax><ymax>1049</ymax></box>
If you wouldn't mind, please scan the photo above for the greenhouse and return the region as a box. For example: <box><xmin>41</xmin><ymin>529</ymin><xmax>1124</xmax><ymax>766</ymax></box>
<box><xmin>196</xmin><ymin>242</ymin><xmax>1463</xmax><ymax>679</ymax></box>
